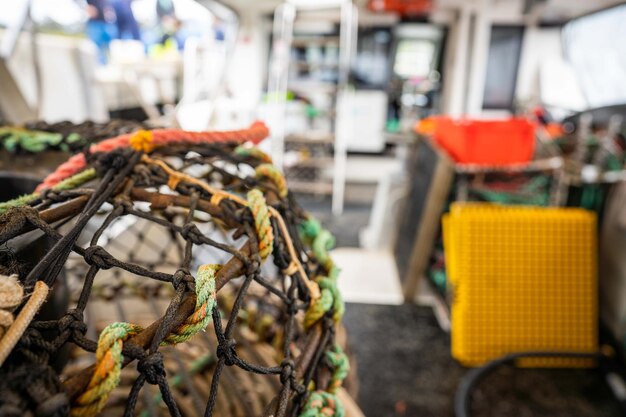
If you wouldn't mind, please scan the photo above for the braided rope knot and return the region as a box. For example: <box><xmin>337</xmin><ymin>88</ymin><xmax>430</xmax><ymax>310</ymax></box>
<box><xmin>164</xmin><ymin>264</ymin><xmax>219</xmax><ymax>345</ymax></box>
<box><xmin>325</xmin><ymin>345</ymin><xmax>349</xmax><ymax>394</ymax></box>
<box><xmin>255</xmin><ymin>163</ymin><xmax>288</xmax><ymax>198</ymax></box>
<box><xmin>300</xmin><ymin>219</ymin><xmax>340</xmax><ymax>279</ymax></box>
<box><xmin>299</xmin><ymin>390</ymin><xmax>345</xmax><ymax>417</ymax></box>
<box><xmin>92</xmin><ymin>149</ymin><xmax>132</xmax><ymax>177</ymax></box>
<box><xmin>171</xmin><ymin>268</ymin><xmax>193</xmax><ymax>290</ymax></box>
<box><xmin>129</xmin><ymin>130</ymin><xmax>154</xmax><ymax>153</ymax></box>
<box><xmin>247</xmin><ymin>189</ymin><xmax>274</xmax><ymax>260</ymax></box>
<box><xmin>72</xmin><ymin>322</ymin><xmax>143</xmax><ymax>417</ymax></box>
<box><xmin>304</xmin><ymin>277</ymin><xmax>344</xmax><ymax>330</ymax></box>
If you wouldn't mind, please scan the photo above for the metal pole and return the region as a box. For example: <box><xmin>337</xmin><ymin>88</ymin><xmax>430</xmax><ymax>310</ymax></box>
<box><xmin>266</xmin><ymin>3</ymin><xmax>296</xmax><ymax>170</ymax></box>
<box><xmin>332</xmin><ymin>1</ymin><xmax>358</xmax><ymax>216</ymax></box>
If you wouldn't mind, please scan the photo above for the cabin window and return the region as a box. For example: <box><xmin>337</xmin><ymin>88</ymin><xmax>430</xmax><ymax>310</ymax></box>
<box><xmin>482</xmin><ymin>25</ymin><xmax>524</xmax><ymax>110</ymax></box>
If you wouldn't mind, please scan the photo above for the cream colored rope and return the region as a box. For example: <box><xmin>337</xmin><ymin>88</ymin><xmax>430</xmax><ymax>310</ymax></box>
<box><xmin>0</xmin><ymin>274</ymin><xmax>24</xmax><ymax>338</ymax></box>
<box><xmin>0</xmin><ymin>281</ymin><xmax>49</xmax><ymax>366</ymax></box>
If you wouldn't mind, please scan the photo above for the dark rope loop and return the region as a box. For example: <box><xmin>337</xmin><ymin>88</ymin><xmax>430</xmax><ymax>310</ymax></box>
<box><xmin>216</xmin><ymin>338</ymin><xmax>237</xmax><ymax>367</ymax></box>
<box><xmin>137</xmin><ymin>352</ymin><xmax>167</xmax><ymax>386</ymax></box>
<box><xmin>180</xmin><ymin>222</ymin><xmax>205</xmax><ymax>245</ymax></box>
<box><xmin>83</xmin><ymin>245</ymin><xmax>114</xmax><ymax>270</ymax></box>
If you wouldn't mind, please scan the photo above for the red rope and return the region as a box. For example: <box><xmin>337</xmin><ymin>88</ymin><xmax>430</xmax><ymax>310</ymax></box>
<box><xmin>36</xmin><ymin>122</ymin><xmax>269</xmax><ymax>191</ymax></box>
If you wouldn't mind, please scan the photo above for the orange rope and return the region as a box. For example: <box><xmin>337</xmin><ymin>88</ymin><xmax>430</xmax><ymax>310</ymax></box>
<box><xmin>37</xmin><ymin>122</ymin><xmax>270</xmax><ymax>191</ymax></box>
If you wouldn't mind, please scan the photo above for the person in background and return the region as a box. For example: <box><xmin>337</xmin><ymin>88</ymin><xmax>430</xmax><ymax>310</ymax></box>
<box><xmin>85</xmin><ymin>0</ymin><xmax>116</xmax><ymax>64</ymax></box>
<box><xmin>153</xmin><ymin>0</ymin><xmax>183</xmax><ymax>53</ymax></box>
<box><xmin>156</xmin><ymin>0</ymin><xmax>176</xmax><ymax>20</ymax></box>
<box><xmin>111</xmin><ymin>0</ymin><xmax>141</xmax><ymax>40</ymax></box>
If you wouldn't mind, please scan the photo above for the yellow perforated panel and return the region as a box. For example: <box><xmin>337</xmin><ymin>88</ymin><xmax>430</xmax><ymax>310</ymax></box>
<box><xmin>444</xmin><ymin>203</ymin><xmax>597</xmax><ymax>367</ymax></box>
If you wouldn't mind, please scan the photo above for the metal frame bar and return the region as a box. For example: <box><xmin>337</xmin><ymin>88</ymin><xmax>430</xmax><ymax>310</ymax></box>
<box><xmin>266</xmin><ymin>0</ymin><xmax>358</xmax><ymax>216</ymax></box>
<box><xmin>0</xmin><ymin>0</ymin><xmax>36</xmax><ymax>124</ymax></box>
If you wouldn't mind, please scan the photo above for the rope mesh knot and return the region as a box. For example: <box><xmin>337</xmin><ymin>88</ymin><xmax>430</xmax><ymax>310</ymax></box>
<box><xmin>216</xmin><ymin>338</ymin><xmax>237</xmax><ymax>366</ymax></box>
<box><xmin>83</xmin><ymin>246</ymin><xmax>115</xmax><ymax>270</ymax></box>
<box><xmin>73</xmin><ymin>264</ymin><xmax>219</xmax><ymax>415</ymax></box>
<box><xmin>137</xmin><ymin>352</ymin><xmax>166</xmax><ymax>385</ymax></box>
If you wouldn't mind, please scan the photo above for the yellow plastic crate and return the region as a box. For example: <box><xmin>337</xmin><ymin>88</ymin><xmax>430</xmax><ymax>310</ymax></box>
<box><xmin>444</xmin><ymin>203</ymin><xmax>598</xmax><ymax>367</ymax></box>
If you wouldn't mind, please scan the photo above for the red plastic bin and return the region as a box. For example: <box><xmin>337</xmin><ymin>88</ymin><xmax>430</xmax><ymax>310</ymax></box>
<box><xmin>425</xmin><ymin>117</ymin><xmax>536</xmax><ymax>166</ymax></box>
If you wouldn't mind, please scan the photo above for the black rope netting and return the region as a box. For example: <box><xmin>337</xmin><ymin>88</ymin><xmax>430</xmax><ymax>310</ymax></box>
<box><xmin>0</xmin><ymin>136</ymin><xmax>350</xmax><ymax>417</ymax></box>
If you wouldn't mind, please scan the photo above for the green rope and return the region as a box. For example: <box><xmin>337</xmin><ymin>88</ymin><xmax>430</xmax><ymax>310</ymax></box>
<box><xmin>304</xmin><ymin>282</ymin><xmax>334</xmax><ymax>329</ymax></box>
<box><xmin>298</xmin><ymin>390</ymin><xmax>345</xmax><ymax>417</ymax></box>
<box><xmin>0</xmin><ymin>127</ymin><xmax>64</xmax><ymax>153</ymax></box>
<box><xmin>471</xmin><ymin>175</ymin><xmax>551</xmax><ymax>207</ymax></box>
<box><xmin>303</xmin><ymin>276</ymin><xmax>344</xmax><ymax>329</ymax></box>
<box><xmin>55</xmin><ymin>168</ymin><xmax>97</xmax><ymax>191</ymax></box>
<box><xmin>0</xmin><ymin>168</ymin><xmax>97</xmax><ymax>214</ymax></box>
<box><xmin>300</xmin><ymin>217</ymin><xmax>343</xmax><ymax>329</ymax></box>
<box><xmin>326</xmin><ymin>345</ymin><xmax>349</xmax><ymax>394</ymax></box>
<box><xmin>300</xmin><ymin>218</ymin><xmax>340</xmax><ymax>279</ymax></box>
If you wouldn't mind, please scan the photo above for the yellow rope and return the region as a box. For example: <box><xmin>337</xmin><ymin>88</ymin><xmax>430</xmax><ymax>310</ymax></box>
<box><xmin>247</xmin><ymin>189</ymin><xmax>274</xmax><ymax>260</ymax></box>
<box><xmin>129</xmin><ymin>130</ymin><xmax>155</xmax><ymax>153</ymax></box>
<box><xmin>255</xmin><ymin>163</ymin><xmax>288</xmax><ymax>198</ymax></box>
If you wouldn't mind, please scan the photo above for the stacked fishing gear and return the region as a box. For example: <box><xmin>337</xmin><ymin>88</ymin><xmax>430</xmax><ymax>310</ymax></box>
<box><xmin>0</xmin><ymin>122</ymin><xmax>352</xmax><ymax>417</ymax></box>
